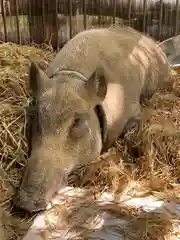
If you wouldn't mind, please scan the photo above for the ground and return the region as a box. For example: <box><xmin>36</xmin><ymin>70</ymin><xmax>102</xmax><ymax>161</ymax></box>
<box><xmin>0</xmin><ymin>42</ymin><xmax>179</xmax><ymax>240</ymax></box>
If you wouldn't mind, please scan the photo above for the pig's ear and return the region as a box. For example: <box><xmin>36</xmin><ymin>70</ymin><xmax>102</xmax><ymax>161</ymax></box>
<box><xmin>29</xmin><ymin>61</ymin><xmax>49</xmax><ymax>97</ymax></box>
<box><xmin>85</xmin><ymin>72</ymin><xmax>107</xmax><ymax>103</ymax></box>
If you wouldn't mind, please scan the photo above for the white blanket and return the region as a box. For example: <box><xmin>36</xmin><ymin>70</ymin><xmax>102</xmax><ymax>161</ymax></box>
<box><xmin>23</xmin><ymin>186</ymin><xmax>180</xmax><ymax>240</ymax></box>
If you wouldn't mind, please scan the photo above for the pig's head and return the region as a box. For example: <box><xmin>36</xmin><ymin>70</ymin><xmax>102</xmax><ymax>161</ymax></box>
<box><xmin>14</xmin><ymin>62</ymin><xmax>108</xmax><ymax>213</ymax></box>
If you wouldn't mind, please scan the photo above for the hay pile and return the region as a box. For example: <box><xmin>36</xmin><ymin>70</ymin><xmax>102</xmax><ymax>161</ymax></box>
<box><xmin>0</xmin><ymin>43</ymin><xmax>55</xmax><ymax>239</ymax></box>
<box><xmin>0</xmin><ymin>42</ymin><xmax>179</xmax><ymax>240</ymax></box>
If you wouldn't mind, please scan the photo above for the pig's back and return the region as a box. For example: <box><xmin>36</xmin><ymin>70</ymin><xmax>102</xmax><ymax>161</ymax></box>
<box><xmin>46</xmin><ymin>26</ymin><xmax>168</xmax><ymax>83</ymax></box>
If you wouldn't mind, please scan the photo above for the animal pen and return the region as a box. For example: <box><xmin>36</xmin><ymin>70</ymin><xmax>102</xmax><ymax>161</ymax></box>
<box><xmin>1</xmin><ymin>0</ymin><xmax>180</xmax><ymax>49</ymax></box>
<box><xmin>0</xmin><ymin>0</ymin><xmax>180</xmax><ymax>240</ymax></box>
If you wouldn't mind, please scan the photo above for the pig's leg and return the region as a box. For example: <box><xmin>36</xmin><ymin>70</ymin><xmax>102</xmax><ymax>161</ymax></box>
<box><xmin>119</xmin><ymin>101</ymin><xmax>141</xmax><ymax>138</ymax></box>
<box><xmin>102</xmin><ymin>82</ymin><xmax>141</xmax><ymax>151</ymax></box>
<box><xmin>102</xmin><ymin>82</ymin><xmax>125</xmax><ymax>152</ymax></box>
<box><xmin>120</xmin><ymin>116</ymin><xmax>140</xmax><ymax>137</ymax></box>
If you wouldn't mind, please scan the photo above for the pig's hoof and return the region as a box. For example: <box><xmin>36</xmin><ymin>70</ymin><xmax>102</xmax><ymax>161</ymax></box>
<box><xmin>120</xmin><ymin>117</ymin><xmax>140</xmax><ymax>138</ymax></box>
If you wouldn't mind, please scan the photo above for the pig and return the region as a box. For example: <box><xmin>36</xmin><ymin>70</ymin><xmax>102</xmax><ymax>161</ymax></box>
<box><xmin>14</xmin><ymin>25</ymin><xmax>169</xmax><ymax>213</ymax></box>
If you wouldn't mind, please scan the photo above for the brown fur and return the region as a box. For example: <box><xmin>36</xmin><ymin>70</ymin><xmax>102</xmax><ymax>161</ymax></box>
<box><xmin>15</xmin><ymin>26</ymin><xmax>169</xmax><ymax>212</ymax></box>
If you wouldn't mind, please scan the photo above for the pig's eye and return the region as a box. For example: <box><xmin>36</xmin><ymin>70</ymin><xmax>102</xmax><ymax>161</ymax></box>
<box><xmin>73</xmin><ymin>118</ymin><xmax>81</xmax><ymax>128</ymax></box>
<box><xmin>70</xmin><ymin>117</ymin><xmax>87</xmax><ymax>139</ymax></box>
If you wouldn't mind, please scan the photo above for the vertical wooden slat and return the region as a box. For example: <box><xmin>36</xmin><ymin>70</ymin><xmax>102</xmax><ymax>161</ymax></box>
<box><xmin>15</xmin><ymin>0</ymin><xmax>20</xmax><ymax>44</ymax></box>
<box><xmin>55</xmin><ymin>0</ymin><xmax>59</xmax><ymax>50</ymax></box>
<box><xmin>98</xmin><ymin>0</ymin><xmax>102</xmax><ymax>27</ymax></box>
<box><xmin>42</xmin><ymin>0</ymin><xmax>45</xmax><ymax>40</ymax></box>
<box><xmin>1</xmin><ymin>0</ymin><xmax>7</xmax><ymax>42</ymax></box>
<box><xmin>158</xmin><ymin>0</ymin><xmax>163</xmax><ymax>40</ymax></box>
<box><xmin>83</xmin><ymin>0</ymin><xmax>87</xmax><ymax>30</ymax></box>
<box><xmin>143</xmin><ymin>0</ymin><xmax>147</xmax><ymax>33</ymax></box>
<box><xmin>69</xmin><ymin>0</ymin><xmax>73</xmax><ymax>39</ymax></box>
<box><xmin>28</xmin><ymin>0</ymin><xmax>33</xmax><ymax>43</ymax></box>
<box><xmin>175</xmin><ymin>0</ymin><xmax>180</xmax><ymax>35</ymax></box>
<box><xmin>112</xmin><ymin>0</ymin><xmax>116</xmax><ymax>25</ymax></box>
<box><xmin>128</xmin><ymin>0</ymin><xmax>132</xmax><ymax>27</ymax></box>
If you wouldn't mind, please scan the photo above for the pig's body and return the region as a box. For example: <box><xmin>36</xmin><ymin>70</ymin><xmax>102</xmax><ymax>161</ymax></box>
<box><xmin>46</xmin><ymin>26</ymin><xmax>169</xmax><ymax>150</ymax></box>
<box><xmin>15</xmin><ymin>26</ymin><xmax>169</xmax><ymax>213</ymax></box>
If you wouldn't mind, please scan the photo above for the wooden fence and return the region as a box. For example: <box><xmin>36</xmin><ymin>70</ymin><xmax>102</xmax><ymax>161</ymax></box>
<box><xmin>0</xmin><ymin>0</ymin><xmax>180</xmax><ymax>49</ymax></box>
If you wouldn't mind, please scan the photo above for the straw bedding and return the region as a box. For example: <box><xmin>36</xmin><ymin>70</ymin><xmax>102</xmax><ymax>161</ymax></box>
<box><xmin>0</xmin><ymin>42</ymin><xmax>179</xmax><ymax>239</ymax></box>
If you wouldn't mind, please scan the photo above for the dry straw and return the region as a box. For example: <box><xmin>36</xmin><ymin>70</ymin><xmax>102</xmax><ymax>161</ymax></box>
<box><xmin>0</xmin><ymin>42</ymin><xmax>55</xmax><ymax>239</ymax></box>
<box><xmin>0</xmin><ymin>42</ymin><xmax>179</xmax><ymax>239</ymax></box>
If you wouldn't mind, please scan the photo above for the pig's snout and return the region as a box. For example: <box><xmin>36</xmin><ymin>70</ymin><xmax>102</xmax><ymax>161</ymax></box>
<box><xmin>13</xmin><ymin>168</ymin><xmax>66</xmax><ymax>213</ymax></box>
<box><xmin>13</xmin><ymin>189</ymin><xmax>47</xmax><ymax>213</ymax></box>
